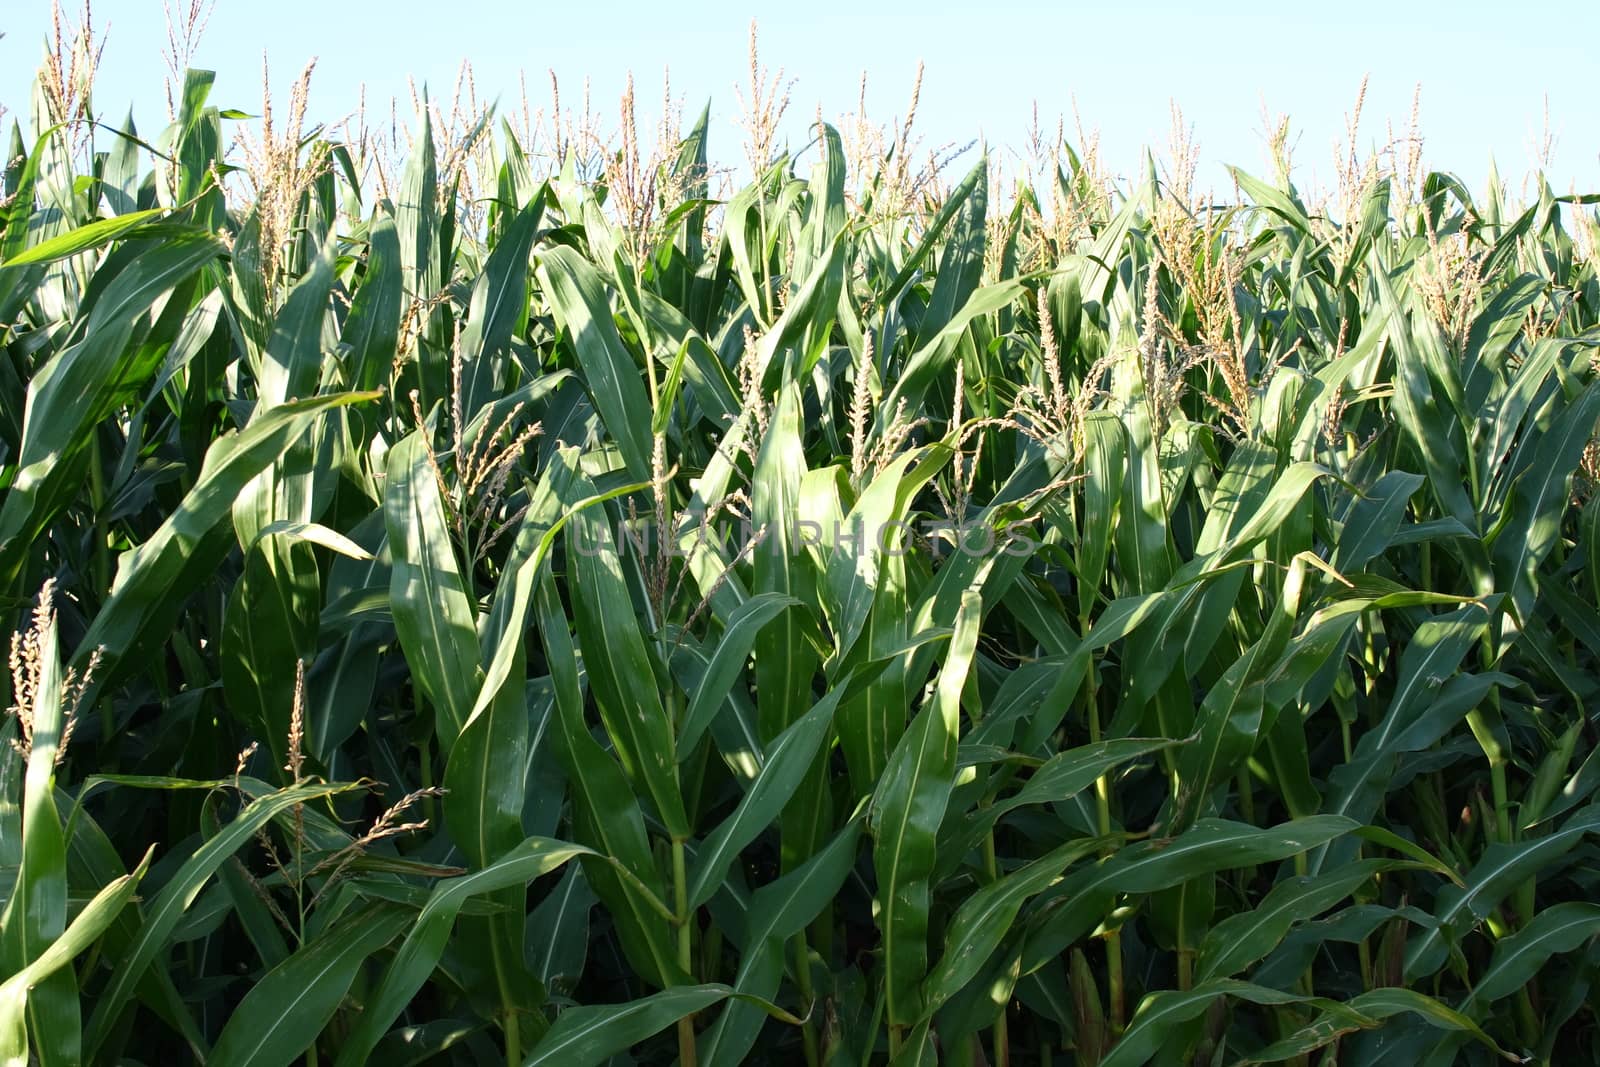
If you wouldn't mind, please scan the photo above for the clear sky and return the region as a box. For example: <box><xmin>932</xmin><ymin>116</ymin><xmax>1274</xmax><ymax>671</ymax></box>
<box><xmin>2</xmin><ymin>0</ymin><xmax>1596</xmax><ymax>200</ymax></box>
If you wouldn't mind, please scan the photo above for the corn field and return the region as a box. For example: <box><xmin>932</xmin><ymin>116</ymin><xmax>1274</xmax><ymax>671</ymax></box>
<box><xmin>4</xmin><ymin>24</ymin><xmax>1600</xmax><ymax>1067</ymax></box>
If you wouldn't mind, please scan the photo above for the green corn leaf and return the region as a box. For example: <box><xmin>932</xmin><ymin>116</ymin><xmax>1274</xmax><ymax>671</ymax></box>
<box><xmin>74</xmin><ymin>390</ymin><xmax>379</xmax><ymax>700</ymax></box>
<box><xmin>688</xmin><ymin>683</ymin><xmax>846</xmax><ymax>908</ymax></box>
<box><xmin>537</xmin><ymin>245</ymin><xmax>653</xmax><ymax>481</ymax></box>
<box><xmin>921</xmin><ymin>835</ymin><xmax>1114</xmax><ymax>1018</ymax></box>
<box><xmin>341</xmin><ymin>211</ymin><xmax>403</xmax><ymax>392</ymax></box>
<box><xmin>676</xmin><ymin>592</ymin><xmax>801</xmax><ymax>757</ymax></box>
<box><xmin>1100</xmin><ymin>980</ymin><xmax>1310</xmax><ymax>1067</ymax></box>
<box><xmin>564</xmin><ymin>469</ymin><xmax>688</xmax><ymax>838</ymax></box>
<box><xmin>825</xmin><ymin>444</ymin><xmax>952</xmax><ymax>664</ymax></box>
<box><xmin>1022</xmin><ymin>817</ymin><xmax>1358</xmax><ymax>974</ymax></box>
<box><xmin>1490</xmin><ymin>379</ymin><xmax>1600</xmax><ymax>622</ymax></box>
<box><xmin>0</xmin><ymin>850</ymin><xmax>151</xmax><ymax>1067</ymax></box>
<box><xmin>751</xmin><ymin>384</ymin><xmax>818</xmax><ymax>741</ymax></box>
<box><xmin>870</xmin><ymin>590</ymin><xmax>982</xmax><ymax>1026</ymax></box>
<box><xmin>699</xmin><ymin>819</ymin><xmax>862</xmax><ymax>1066</ymax></box>
<box><xmin>1461</xmin><ymin>901</ymin><xmax>1600</xmax><ymax>1013</ymax></box>
<box><xmin>1406</xmin><ymin>805</ymin><xmax>1600</xmax><ymax>980</ymax></box>
<box><xmin>334</xmin><ymin>837</ymin><xmax>593</xmax><ymax>1067</ymax></box>
<box><xmin>1314</xmin><ymin>598</ymin><xmax>1500</xmax><ymax>869</ymax></box>
<box><xmin>1195</xmin><ymin>859</ymin><xmax>1403</xmax><ymax>982</ymax></box>
<box><xmin>535</xmin><ymin>574</ymin><xmax>684</xmax><ymax>989</ymax></box>
<box><xmin>0</xmin><ymin>208</ymin><xmax>166</xmax><ymax>268</ymax></box>
<box><xmin>943</xmin><ymin>738</ymin><xmax>1178</xmax><ymax>869</ymax></box>
<box><xmin>523</xmin><ymin>984</ymin><xmax>736</xmax><ymax>1067</ymax></box>
<box><xmin>0</xmin><ymin>587</ymin><xmax>73</xmax><ymax>1066</ymax></box>
<box><xmin>384</xmin><ymin>429</ymin><xmax>481</xmax><ymax>752</ymax></box>
<box><xmin>0</xmin><ymin>231</ymin><xmax>223</xmax><ymax>588</ymax></box>
<box><xmin>395</xmin><ymin>109</ymin><xmax>438</xmax><ymax>300</ymax></box>
<box><xmin>1237</xmin><ymin>988</ymin><xmax>1516</xmax><ymax>1064</ymax></box>
<box><xmin>219</xmin><ymin>534</ymin><xmax>319</xmax><ymax>771</ymax></box>
<box><xmin>84</xmin><ymin>780</ymin><xmax>360</xmax><ymax>1057</ymax></box>
<box><xmin>458</xmin><ymin>191</ymin><xmax>544</xmax><ymax>417</ymax></box>
<box><xmin>526</xmin><ymin>863</ymin><xmax>596</xmax><ymax>992</ymax></box>
<box><xmin>209</xmin><ymin>903</ymin><xmax>412</xmax><ymax>1067</ymax></box>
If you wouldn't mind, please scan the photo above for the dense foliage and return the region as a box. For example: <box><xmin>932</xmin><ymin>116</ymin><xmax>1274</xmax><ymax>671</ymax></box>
<box><xmin>4</xmin><ymin>40</ymin><xmax>1600</xmax><ymax>1067</ymax></box>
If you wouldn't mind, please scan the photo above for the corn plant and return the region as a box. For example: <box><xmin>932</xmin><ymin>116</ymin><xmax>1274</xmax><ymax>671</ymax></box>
<box><xmin>3</xmin><ymin>24</ymin><xmax>1600</xmax><ymax>1067</ymax></box>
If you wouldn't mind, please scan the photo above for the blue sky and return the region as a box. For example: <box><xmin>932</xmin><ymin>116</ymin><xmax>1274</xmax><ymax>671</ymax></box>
<box><xmin>2</xmin><ymin>0</ymin><xmax>1596</xmax><ymax>198</ymax></box>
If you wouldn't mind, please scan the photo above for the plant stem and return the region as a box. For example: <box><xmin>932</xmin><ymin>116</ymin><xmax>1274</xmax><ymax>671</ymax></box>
<box><xmin>418</xmin><ymin>734</ymin><xmax>437</xmax><ymax>827</ymax></box>
<box><xmin>673</xmin><ymin>838</ymin><xmax>697</xmax><ymax>1067</ymax></box>
<box><xmin>89</xmin><ymin>429</ymin><xmax>109</xmax><ymax>595</ymax></box>
<box><xmin>792</xmin><ymin>934</ymin><xmax>820</xmax><ymax>1067</ymax></box>
<box><xmin>982</xmin><ymin>829</ymin><xmax>1010</xmax><ymax>1065</ymax></box>
<box><xmin>1477</xmin><ymin>631</ymin><xmax>1536</xmax><ymax>930</ymax></box>
<box><xmin>1487</xmin><ymin>758</ymin><xmax>1511</xmax><ymax>844</ymax></box>
<box><xmin>1236</xmin><ymin>768</ymin><xmax>1255</xmax><ymax>825</ymax></box>
<box><xmin>1083</xmin><ymin>640</ymin><xmax>1124</xmax><ymax>1031</ymax></box>
<box><xmin>492</xmin><ymin>933</ymin><xmax>522</xmax><ymax>1065</ymax></box>
<box><xmin>503</xmin><ymin>1004</ymin><xmax>521</xmax><ymax>1067</ymax></box>
<box><xmin>1176</xmin><ymin>901</ymin><xmax>1192</xmax><ymax>991</ymax></box>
